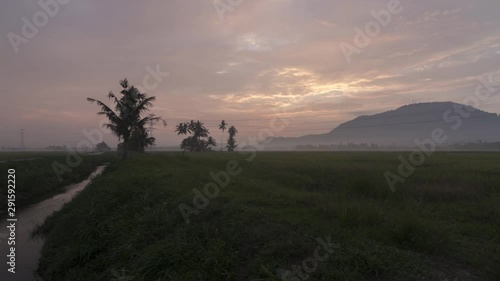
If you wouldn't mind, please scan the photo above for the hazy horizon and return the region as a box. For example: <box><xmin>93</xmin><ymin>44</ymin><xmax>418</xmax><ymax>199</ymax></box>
<box><xmin>1</xmin><ymin>0</ymin><xmax>500</xmax><ymax>148</ymax></box>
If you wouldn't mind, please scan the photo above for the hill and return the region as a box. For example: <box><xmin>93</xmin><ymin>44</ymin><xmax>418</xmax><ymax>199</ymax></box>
<box><xmin>267</xmin><ymin>102</ymin><xmax>500</xmax><ymax>149</ymax></box>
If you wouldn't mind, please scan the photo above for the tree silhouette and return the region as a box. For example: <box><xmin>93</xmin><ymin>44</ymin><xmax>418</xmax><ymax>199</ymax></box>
<box><xmin>218</xmin><ymin>120</ymin><xmax>227</xmax><ymax>151</ymax></box>
<box><xmin>87</xmin><ymin>78</ymin><xmax>165</xmax><ymax>159</ymax></box>
<box><xmin>207</xmin><ymin>136</ymin><xmax>217</xmax><ymax>151</ymax></box>
<box><xmin>175</xmin><ymin>122</ymin><xmax>190</xmax><ymax>135</ymax></box>
<box><xmin>227</xmin><ymin>126</ymin><xmax>238</xmax><ymax>151</ymax></box>
<box><xmin>128</xmin><ymin>125</ymin><xmax>156</xmax><ymax>152</ymax></box>
<box><xmin>176</xmin><ymin>120</ymin><xmax>217</xmax><ymax>152</ymax></box>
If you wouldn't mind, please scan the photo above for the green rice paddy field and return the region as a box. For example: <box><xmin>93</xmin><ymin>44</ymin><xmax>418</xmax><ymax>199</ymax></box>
<box><xmin>8</xmin><ymin>151</ymin><xmax>500</xmax><ymax>281</ymax></box>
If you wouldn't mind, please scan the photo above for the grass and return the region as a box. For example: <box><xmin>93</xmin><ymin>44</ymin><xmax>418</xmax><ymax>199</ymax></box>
<box><xmin>35</xmin><ymin>152</ymin><xmax>500</xmax><ymax>280</ymax></box>
<box><xmin>0</xmin><ymin>151</ymin><xmax>50</xmax><ymax>162</ymax></box>
<box><xmin>0</xmin><ymin>152</ymin><xmax>116</xmax><ymax>215</ymax></box>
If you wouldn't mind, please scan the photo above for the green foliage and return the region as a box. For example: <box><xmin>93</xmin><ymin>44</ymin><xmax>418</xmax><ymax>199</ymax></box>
<box><xmin>119</xmin><ymin>127</ymin><xmax>156</xmax><ymax>153</ymax></box>
<box><xmin>111</xmin><ymin>269</ymin><xmax>136</xmax><ymax>281</ymax></box>
<box><xmin>175</xmin><ymin>120</ymin><xmax>217</xmax><ymax>152</ymax></box>
<box><xmin>0</xmin><ymin>152</ymin><xmax>115</xmax><ymax>216</ymax></box>
<box><xmin>36</xmin><ymin>152</ymin><xmax>500</xmax><ymax>281</ymax></box>
<box><xmin>219</xmin><ymin>120</ymin><xmax>228</xmax><ymax>151</ymax></box>
<box><xmin>87</xmin><ymin>78</ymin><xmax>165</xmax><ymax>159</ymax></box>
<box><xmin>226</xmin><ymin>125</ymin><xmax>238</xmax><ymax>151</ymax></box>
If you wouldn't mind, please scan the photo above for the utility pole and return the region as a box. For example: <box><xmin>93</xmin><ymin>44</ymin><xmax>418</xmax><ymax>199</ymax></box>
<box><xmin>20</xmin><ymin>129</ymin><xmax>25</xmax><ymax>151</ymax></box>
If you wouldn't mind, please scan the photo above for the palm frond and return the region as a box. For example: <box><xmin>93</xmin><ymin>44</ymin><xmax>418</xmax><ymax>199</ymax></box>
<box><xmin>119</xmin><ymin>78</ymin><xmax>129</xmax><ymax>89</ymax></box>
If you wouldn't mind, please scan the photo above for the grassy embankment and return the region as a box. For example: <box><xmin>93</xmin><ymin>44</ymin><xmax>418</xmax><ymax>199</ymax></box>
<box><xmin>0</xmin><ymin>152</ymin><xmax>116</xmax><ymax>216</ymax></box>
<box><xmin>36</xmin><ymin>152</ymin><xmax>500</xmax><ymax>281</ymax></box>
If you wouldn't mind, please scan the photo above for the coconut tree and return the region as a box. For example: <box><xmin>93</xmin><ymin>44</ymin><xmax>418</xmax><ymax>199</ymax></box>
<box><xmin>193</xmin><ymin>120</ymin><xmax>208</xmax><ymax>147</ymax></box>
<box><xmin>175</xmin><ymin>120</ymin><xmax>216</xmax><ymax>152</ymax></box>
<box><xmin>207</xmin><ymin>136</ymin><xmax>217</xmax><ymax>151</ymax></box>
<box><xmin>87</xmin><ymin>78</ymin><xmax>165</xmax><ymax>159</ymax></box>
<box><xmin>128</xmin><ymin>124</ymin><xmax>156</xmax><ymax>153</ymax></box>
<box><xmin>218</xmin><ymin>120</ymin><xmax>227</xmax><ymax>151</ymax></box>
<box><xmin>175</xmin><ymin>122</ymin><xmax>190</xmax><ymax>135</ymax></box>
<box><xmin>226</xmin><ymin>126</ymin><xmax>238</xmax><ymax>151</ymax></box>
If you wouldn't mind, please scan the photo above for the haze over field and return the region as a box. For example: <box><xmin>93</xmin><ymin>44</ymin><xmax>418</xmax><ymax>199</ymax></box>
<box><xmin>1</xmin><ymin>0</ymin><xmax>500</xmax><ymax>148</ymax></box>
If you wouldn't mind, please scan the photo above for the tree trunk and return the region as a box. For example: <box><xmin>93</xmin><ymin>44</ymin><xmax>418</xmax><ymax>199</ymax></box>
<box><xmin>122</xmin><ymin>137</ymin><xmax>129</xmax><ymax>160</ymax></box>
<box><xmin>221</xmin><ymin>131</ymin><xmax>224</xmax><ymax>151</ymax></box>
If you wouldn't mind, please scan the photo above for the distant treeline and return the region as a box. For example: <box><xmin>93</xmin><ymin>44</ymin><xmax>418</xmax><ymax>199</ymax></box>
<box><xmin>295</xmin><ymin>141</ymin><xmax>500</xmax><ymax>151</ymax></box>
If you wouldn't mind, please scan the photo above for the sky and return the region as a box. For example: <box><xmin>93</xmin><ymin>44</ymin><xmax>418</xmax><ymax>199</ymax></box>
<box><xmin>0</xmin><ymin>0</ymin><xmax>499</xmax><ymax>148</ymax></box>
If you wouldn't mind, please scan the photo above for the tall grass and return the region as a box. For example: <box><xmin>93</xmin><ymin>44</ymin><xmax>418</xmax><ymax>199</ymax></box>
<box><xmin>36</xmin><ymin>152</ymin><xmax>500</xmax><ymax>281</ymax></box>
<box><xmin>0</xmin><ymin>152</ymin><xmax>116</xmax><ymax>215</ymax></box>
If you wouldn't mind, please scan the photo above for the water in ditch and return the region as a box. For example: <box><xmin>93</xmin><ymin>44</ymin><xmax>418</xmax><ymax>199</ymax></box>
<box><xmin>0</xmin><ymin>165</ymin><xmax>107</xmax><ymax>281</ymax></box>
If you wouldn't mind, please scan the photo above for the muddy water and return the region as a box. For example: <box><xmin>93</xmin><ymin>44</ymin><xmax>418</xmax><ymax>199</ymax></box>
<box><xmin>0</xmin><ymin>165</ymin><xmax>107</xmax><ymax>281</ymax></box>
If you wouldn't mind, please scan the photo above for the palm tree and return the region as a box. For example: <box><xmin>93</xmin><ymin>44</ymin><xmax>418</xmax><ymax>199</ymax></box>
<box><xmin>227</xmin><ymin>126</ymin><xmax>238</xmax><ymax>151</ymax></box>
<box><xmin>87</xmin><ymin>78</ymin><xmax>164</xmax><ymax>160</ymax></box>
<box><xmin>175</xmin><ymin>122</ymin><xmax>189</xmax><ymax>135</ymax></box>
<box><xmin>187</xmin><ymin>120</ymin><xmax>208</xmax><ymax>151</ymax></box>
<box><xmin>129</xmin><ymin>125</ymin><xmax>156</xmax><ymax>152</ymax></box>
<box><xmin>207</xmin><ymin>136</ymin><xmax>217</xmax><ymax>151</ymax></box>
<box><xmin>228</xmin><ymin>126</ymin><xmax>238</xmax><ymax>136</ymax></box>
<box><xmin>218</xmin><ymin>120</ymin><xmax>227</xmax><ymax>151</ymax></box>
<box><xmin>176</xmin><ymin>120</ymin><xmax>216</xmax><ymax>152</ymax></box>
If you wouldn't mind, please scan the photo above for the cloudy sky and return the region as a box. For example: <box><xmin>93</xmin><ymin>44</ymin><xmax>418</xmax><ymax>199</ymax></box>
<box><xmin>1</xmin><ymin>0</ymin><xmax>499</xmax><ymax>148</ymax></box>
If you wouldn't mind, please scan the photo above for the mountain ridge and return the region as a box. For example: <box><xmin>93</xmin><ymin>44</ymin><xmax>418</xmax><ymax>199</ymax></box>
<box><xmin>266</xmin><ymin>102</ymin><xmax>500</xmax><ymax>149</ymax></box>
